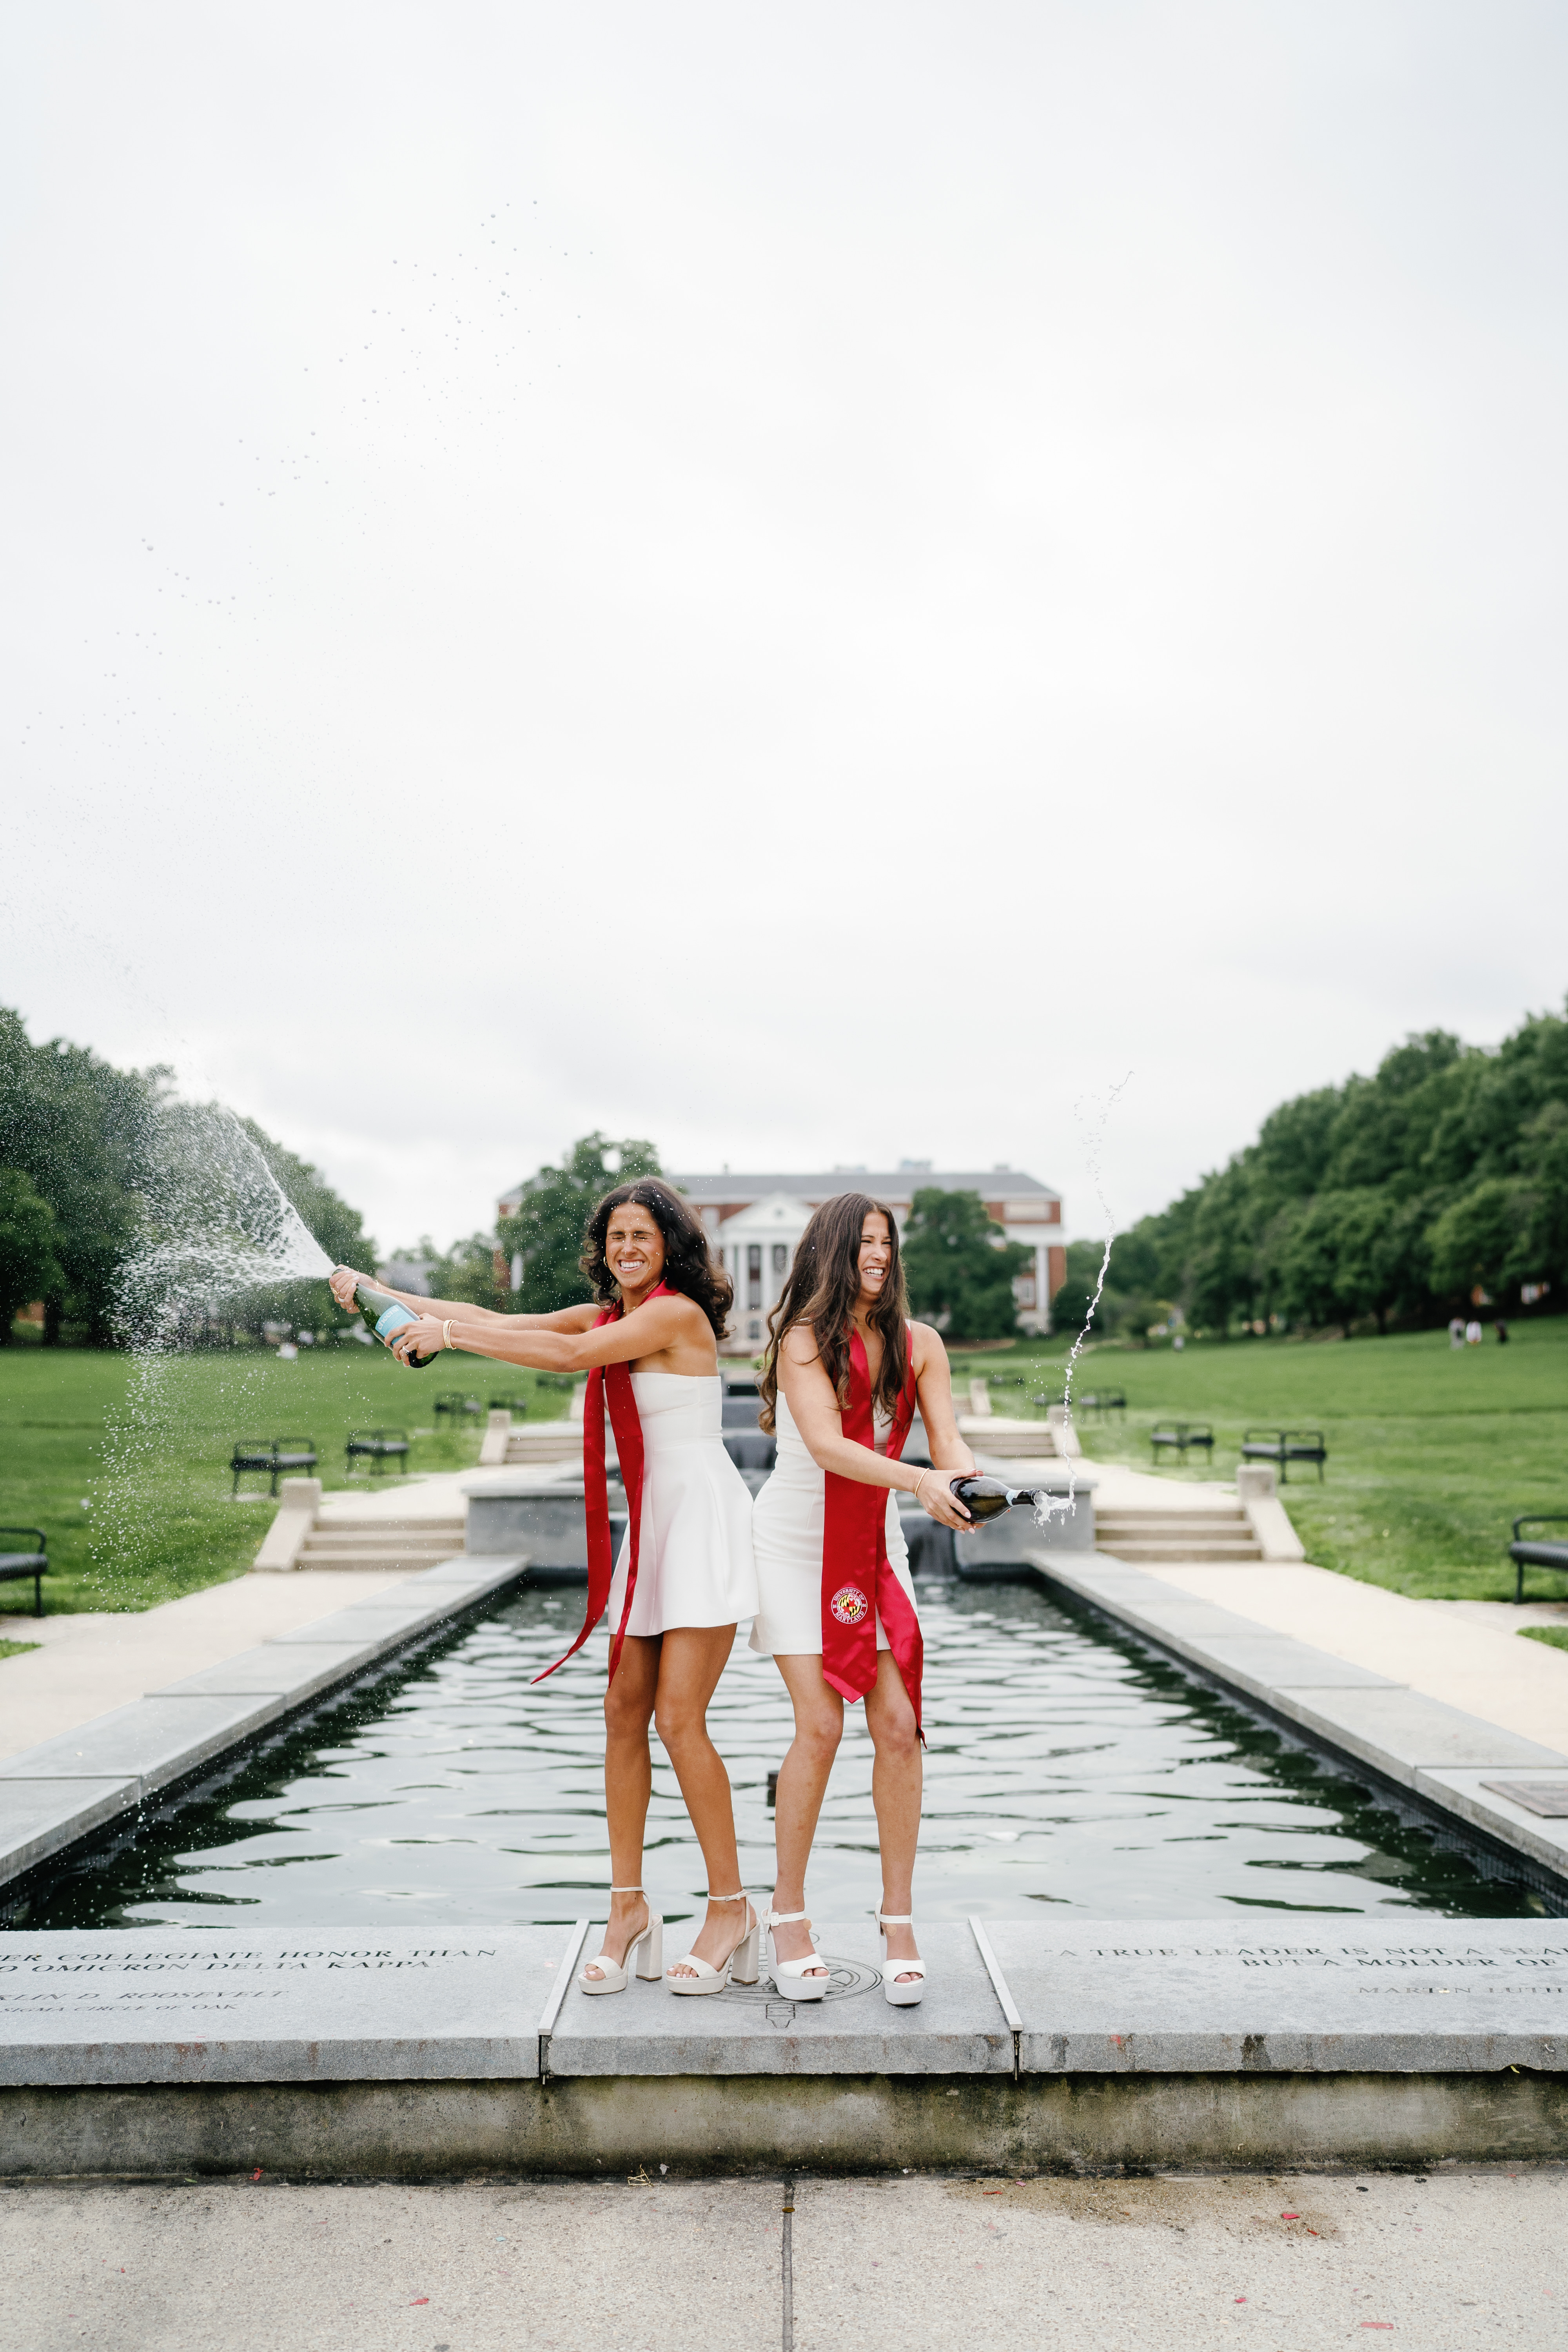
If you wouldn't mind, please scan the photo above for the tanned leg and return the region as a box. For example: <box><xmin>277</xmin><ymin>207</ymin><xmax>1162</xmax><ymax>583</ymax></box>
<box><xmin>768</xmin><ymin>1651</ymin><xmax>844</xmax><ymax>1978</ymax></box>
<box><xmin>864</xmin><ymin>1647</ymin><xmax>922</xmax><ymax>1981</ymax></box>
<box><xmin>652</xmin><ymin>1625</ymin><xmax>748</xmax><ymax>1974</ymax></box>
<box><xmin>583</xmin><ymin>1632</ymin><xmax>660</xmax><ymax>1981</ymax></box>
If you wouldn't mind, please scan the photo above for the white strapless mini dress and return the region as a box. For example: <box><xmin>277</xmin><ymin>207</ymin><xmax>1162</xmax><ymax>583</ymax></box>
<box><xmin>606</xmin><ymin>1374</ymin><xmax>759</xmax><ymax>1637</ymax></box>
<box><xmin>748</xmin><ymin>1393</ymin><xmax>916</xmax><ymax>1658</ymax></box>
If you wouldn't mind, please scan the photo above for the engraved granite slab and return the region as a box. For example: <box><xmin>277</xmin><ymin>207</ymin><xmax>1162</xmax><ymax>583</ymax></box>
<box><xmin>0</xmin><ymin>1780</ymin><xmax>140</xmax><ymax>1887</ymax></box>
<box><xmin>988</xmin><ymin>1918</ymin><xmax>1568</xmax><ymax>2073</ymax></box>
<box><xmin>0</xmin><ymin>1928</ymin><xmax>566</xmax><ymax>2083</ymax></box>
<box><xmin>545</xmin><ymin>1921</ymin><xmax>1010</xmax><ymax>2076</ymax></box>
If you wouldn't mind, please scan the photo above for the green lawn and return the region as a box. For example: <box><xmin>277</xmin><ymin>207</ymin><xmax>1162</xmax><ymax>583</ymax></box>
<box><xmin>4</xmin><ymin>1323</ymin><xmax>1564</xmax><ymax>1617</ymax></box>
<box><xmin>0</xmin><ymin>1345</ymin><xmax>568</xmax><ymax>1615</ymax></box>
<box><xmin>944</xmin><ymin>1318</ymin><xmax>1568</xmax><ymax>1604</ymax></box>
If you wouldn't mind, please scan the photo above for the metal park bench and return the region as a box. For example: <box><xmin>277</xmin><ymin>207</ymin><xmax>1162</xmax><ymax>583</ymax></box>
<box><xmin>0</xmin><ymin>1526</ymin><xmax>49</xmax><ymax>1617</ymax></box>
<box><xmin>1241</xmin><ymin>1428</ymin><xmax>1328</xmax><ymax>1484</ymax></box>
<box><xmin>1051</xmin><ymin>1389</ymin><xmax>1127</xmax><ymax>1423</ymax></box>
<box><xmin>345</xmin><ymin>1428</ymin><xmax>411</xmax><ymax>1478</ymax></box>
<box><xmin>1150</xmin><ymin>1421</ymin><xmax>1214</xmax><ymax>1465</ymax></box>
<box><xmin>433</xmin><ymin>1392</ymin><xmax>483</xmax><ymax>1426</ymax></box>
<box><xmin>230</xmin><ymin>1437</ymin><xmax>318</xmax><ymax>1499</ymax></box>
<box><xmin>1509</xmin><ymin>1514</ymin><xmax>1568</xmax><ymax>1605</ymax></box>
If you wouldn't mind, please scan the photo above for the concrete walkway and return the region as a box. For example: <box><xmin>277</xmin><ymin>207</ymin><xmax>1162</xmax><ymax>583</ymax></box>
<box><xmin>0</xmin><ymin>1572</ymin><xmax>415</xmax><ymax>1762</ymax></box>
<box><xmin>0</xmin><ymin>2168</ymin><xmax>1560</xmax><ymax>2352</ymax></box>
<box><xmin>1138</xmin><ymin>1559</ymin><xmax>1568</xmax><ymax>1754</ymax></box>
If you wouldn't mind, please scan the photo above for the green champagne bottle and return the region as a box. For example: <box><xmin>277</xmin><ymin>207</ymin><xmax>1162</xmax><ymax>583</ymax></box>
<box><xmin>354</xmin><ymin>1281</ymin><xmax>436</xmax><ymax>1368</ymax></box>
<box><xmin>951</xmin><ymin>1475</ymin><xmax>1042</xmax><ymax>1522</ymax></box>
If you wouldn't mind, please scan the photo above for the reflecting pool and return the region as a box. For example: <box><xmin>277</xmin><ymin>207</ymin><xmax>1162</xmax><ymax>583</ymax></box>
<box><xmin>11</xmin><ymin>1580</ymin><xmax>1551</xmax><ymax>1932</ymax></box>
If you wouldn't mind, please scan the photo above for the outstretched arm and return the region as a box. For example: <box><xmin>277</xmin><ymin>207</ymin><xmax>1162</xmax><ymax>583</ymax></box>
<box><xmin>386</xmin><ymin>1290</ymin><xmax>711</xmax><ymax>1375</ymax></box>
<box><xmin>328</xmin><ymin>1266</ymin><xmax>594</xmax><ymax>1334</ymax></box>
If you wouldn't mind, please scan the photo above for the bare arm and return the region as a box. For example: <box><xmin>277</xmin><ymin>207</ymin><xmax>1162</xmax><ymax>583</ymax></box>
<box><xmin>777</xmin><ymin>1326</ymin><xmax>973</xmax><ymax>1530</ymax></box>
<box><xmin>328</xmin><ymin>1267</ymin><xmax>595</xmax><ymax>1334</ymax></box>
<box><xmin>385</xmin><ymin>1291</ymin><xmax>717</xmax><ymax>1377</ymax></box>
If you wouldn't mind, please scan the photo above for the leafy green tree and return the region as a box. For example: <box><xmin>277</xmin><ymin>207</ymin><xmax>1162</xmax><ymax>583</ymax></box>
<box><xmin>0</xmin><ymin>1007</ymin><xmax>160</xmax><ymax>1342</ymax></box>
<box><xmin>902</xmin><ymin>1187</ymin><xmax>1031</xmax><ymax>1341</ymax></box>
<box><xmin>0</xmin><ymin>1169</ymin><xmax>62</xmax><ymax>1340</ymax></box>
<box><xmin>1426</xmin><ymin>1179</ymin><xmax>1534</xmax><ymax>1303</ymax></box>
<box><xmin>426</xmin><ymin>1232</ymin><xmax>509</xmax><ymax>1311</ymax></box>
<box><xmin>497</xmin><ymin>1133</ymin><xmax>663</xmax><ymax>1314</ymax></box>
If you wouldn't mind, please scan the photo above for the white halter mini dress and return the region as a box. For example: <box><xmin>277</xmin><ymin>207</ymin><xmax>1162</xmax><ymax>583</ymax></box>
<box><xmin>748</xmin><ymin>1392</ymin><xmax>916</xmax><ymax>1658</ymax></box>
<box><xmin>606</xmin><ymin>1374</ymin><xmax>759</xmax><ymax>1637</ymax></box>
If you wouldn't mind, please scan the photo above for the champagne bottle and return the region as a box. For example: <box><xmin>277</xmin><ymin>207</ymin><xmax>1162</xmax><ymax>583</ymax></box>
<box><xmin>951</xmin><ymin>1475</ymin><xmax>1041</xmax><ymax>1522</ymax></box>
<box><xmin>354</xmin><ymin>1280</ymin><xmax>436</xmax><ymax>1369</ymax></box>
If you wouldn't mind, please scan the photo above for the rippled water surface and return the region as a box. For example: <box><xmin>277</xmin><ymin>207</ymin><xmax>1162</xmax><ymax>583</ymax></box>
<box><xmin>16</xmin><ymin>1581</ymin><xmax>1548</xmax><ymax>1931</ymax></box>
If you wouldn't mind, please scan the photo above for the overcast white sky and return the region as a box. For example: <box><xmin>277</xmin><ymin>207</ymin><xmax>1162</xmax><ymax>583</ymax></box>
<box><xmin>4</xmin><ymin>3</ymin><xmax>1565</xmax><ymax>1256</ymax></box>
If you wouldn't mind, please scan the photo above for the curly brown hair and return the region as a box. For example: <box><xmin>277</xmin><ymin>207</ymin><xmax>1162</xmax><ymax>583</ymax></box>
<box><xmin>757</xmin><ymin>1192</ymin><xmax>909</xmax><ymax>1434</ymax></box>
<box><xmin>579</xmin><ymin>1179</ymin><xmax>733</xmax><ymax>1340</ymax></box>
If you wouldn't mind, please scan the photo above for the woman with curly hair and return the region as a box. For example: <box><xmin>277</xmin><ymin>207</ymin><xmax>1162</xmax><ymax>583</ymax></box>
<box><xmin>750</xmin><ymin>1192</ymin><xmax>975</xmax><ymax>2007</ymax></box>
<box><xmin>328</xmin><ymin>1178</ymin><xmax>759</xmax><ymax>1998</ymax></box>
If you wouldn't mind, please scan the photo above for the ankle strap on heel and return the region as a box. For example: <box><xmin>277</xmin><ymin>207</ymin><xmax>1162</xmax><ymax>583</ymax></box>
<box><xmin>706</xmin><ymin>1890</ymin><xmax>748</xmax><ymax>1901</ymax></box>
<box><xmin>877</xmin><ymin>1912</ymin><xmax>913</xmax><ymax>1925</ymax></box>
<box><xmin>765</xmin><ymin>1909</ymin><xmax>810</xmax><ymax>1925</ymax></box>
<box><xmin>609</xmin><ymin>1885</ymin><xmax>645</xmax><ymax>1895</ymax></box>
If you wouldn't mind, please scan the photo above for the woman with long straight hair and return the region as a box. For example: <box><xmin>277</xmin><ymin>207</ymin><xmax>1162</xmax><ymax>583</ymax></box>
<box><xmin>328</xmin><ymin>1178</ymin><xmax>760</xmax><ymax>1996</ymax></box>
<box><xmin>750</xmin><ymin>1192</ymin><xmax>975</xmax><ymax>2005</ymax></box>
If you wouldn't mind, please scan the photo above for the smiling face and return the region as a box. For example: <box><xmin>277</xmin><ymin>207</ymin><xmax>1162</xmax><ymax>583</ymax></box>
<box><xmin>604</xmin><ymin>1202</ymin><xmax>666</xmax><ymax>1296</ymax></box>
<box><xmin>856</xmin><ymin>1211</ymin><xmax>892</xmax><ymax>1310</ymax></box>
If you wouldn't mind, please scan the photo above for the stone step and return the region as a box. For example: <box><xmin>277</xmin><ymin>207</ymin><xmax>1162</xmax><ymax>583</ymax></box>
<box><xmin>294</xmin><ymin>1543</ymin><xmax>465</xmax><ymax>1562</ymax></box>
<box><xmin>505</xmin><ymin>1429</ymin><xmax>580</xmax><ymax>1463</ymax></box>
<box><xmin>307</xmin><ymin>1521</ymin><xmax>465</xmax><ymax>1539</ymax></box>
<box><xmin>1091</xmin><ymin>1524</ymin><xmax>1250</xmax><ymax>1543</ymax></box>
<box><xmin>1100</xmin><ymin>1539</ymin><xmax>1263</xmax><ymax>1563</ymax></box>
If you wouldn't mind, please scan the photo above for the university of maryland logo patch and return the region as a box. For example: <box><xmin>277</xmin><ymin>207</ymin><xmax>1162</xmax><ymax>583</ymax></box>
<box><xmin>829</xmin><ymin>1584</ymin><xmax>870</xmax><ymax>1626</ymax></box>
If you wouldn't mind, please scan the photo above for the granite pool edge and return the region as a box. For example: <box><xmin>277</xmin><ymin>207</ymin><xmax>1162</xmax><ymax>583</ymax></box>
<box><xmin>0</xmin><ymin>1557</ymin><xmax>531</xmax><ymax>1889</ymax></box>
<box><xmin>1022</xmin><ymin>1547</ymin><xmax>1568</xmax><ymax>1894</ymax></box>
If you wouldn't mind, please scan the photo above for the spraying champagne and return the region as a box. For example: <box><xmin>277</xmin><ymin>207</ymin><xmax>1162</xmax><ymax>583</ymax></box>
<box><xmin>352</xmin><ymin>1279</ymin><xmax>437</xmax><ymax>1369</ymax></box>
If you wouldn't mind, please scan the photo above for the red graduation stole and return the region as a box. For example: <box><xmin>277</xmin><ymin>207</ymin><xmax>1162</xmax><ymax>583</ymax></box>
<box><xmin>821</xmin><ymin>1325</ymin><xmax>923</xmax><ymax>1739</ymax></box>
<box><xmin>532</xmin><ymin>1284</ymin><xmax>669</xmax><ymax>1687</ymax></box>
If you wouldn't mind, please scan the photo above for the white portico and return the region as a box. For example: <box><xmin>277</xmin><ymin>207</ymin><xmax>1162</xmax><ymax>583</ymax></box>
<box><xmin>711</xmin><ymin>1191</ymin><xmax>813</xmax><ymax>1355</ymax></box>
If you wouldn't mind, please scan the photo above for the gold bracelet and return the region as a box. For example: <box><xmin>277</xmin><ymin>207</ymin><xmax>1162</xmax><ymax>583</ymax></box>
<box><xmin>913</xmin><ymin>1467</ymin><xmax>931</xmax><ymax>1504</ymax></box>
<box><xmin>443</xmin><ymin>1321</ymin><xmax>455</xmax><ymax>1351</ymax></box>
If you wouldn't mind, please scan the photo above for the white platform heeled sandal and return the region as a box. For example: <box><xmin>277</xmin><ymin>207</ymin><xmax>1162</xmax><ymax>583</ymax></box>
<box><xmin>877</xmin><ymin>1910</ymin><xmax>927</xmax><ymax>2007</ymax></box>
<box><xmin>578</xmin><ymin>1887</ymin><xmax>663</xmax><ymax>1996</ymax></box>
<box><xmin>665</xmin><ymin>1891</ymin><xmax>761</xmax><ymax>1996</ymax></box>
<box><xmin>763</xmin><ymin>1909</ymin><xmax>830</xmax><ymax>2001</ymax></box>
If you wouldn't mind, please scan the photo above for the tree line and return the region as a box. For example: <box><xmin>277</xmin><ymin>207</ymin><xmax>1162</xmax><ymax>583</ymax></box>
<box><xmin>0</xmin><ymin>1007</ymin><xmax>375</xmax><ymax>1343</ymax></box>
<box><xmin>1052</xmin><ymin>1006</ymin><xmax>1568</xmax><ymax>1342</ymax></box>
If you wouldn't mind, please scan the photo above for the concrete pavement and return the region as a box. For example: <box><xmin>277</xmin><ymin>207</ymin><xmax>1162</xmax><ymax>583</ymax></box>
<box><xmin>0</xmin><ymin>2167</ymin><xmax>1561</xmax><ymax>2351</ymax></box>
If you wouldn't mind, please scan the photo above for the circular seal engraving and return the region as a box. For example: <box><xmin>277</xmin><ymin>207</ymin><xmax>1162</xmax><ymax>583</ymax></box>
<box><xmin>829</xmin><ymin>1584</ymin><xmax>869</xmax><ymax>1626</ymax></box>
<box><xmin>711</xmin><ymin>1954</ymin><xmax>883</xmax><ymax>2011</ymax></box>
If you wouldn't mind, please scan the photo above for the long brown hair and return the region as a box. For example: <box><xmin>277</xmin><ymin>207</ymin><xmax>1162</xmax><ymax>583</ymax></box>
<box><xmin>758</xmin><ymin>1192</ymin><xmax>909</xmax><ymax>1434</ymax></box>
<box><xmin>580</xmin><ymin>1180</ymin><xmax>733</xmax><ymax>1340</ymax></box>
